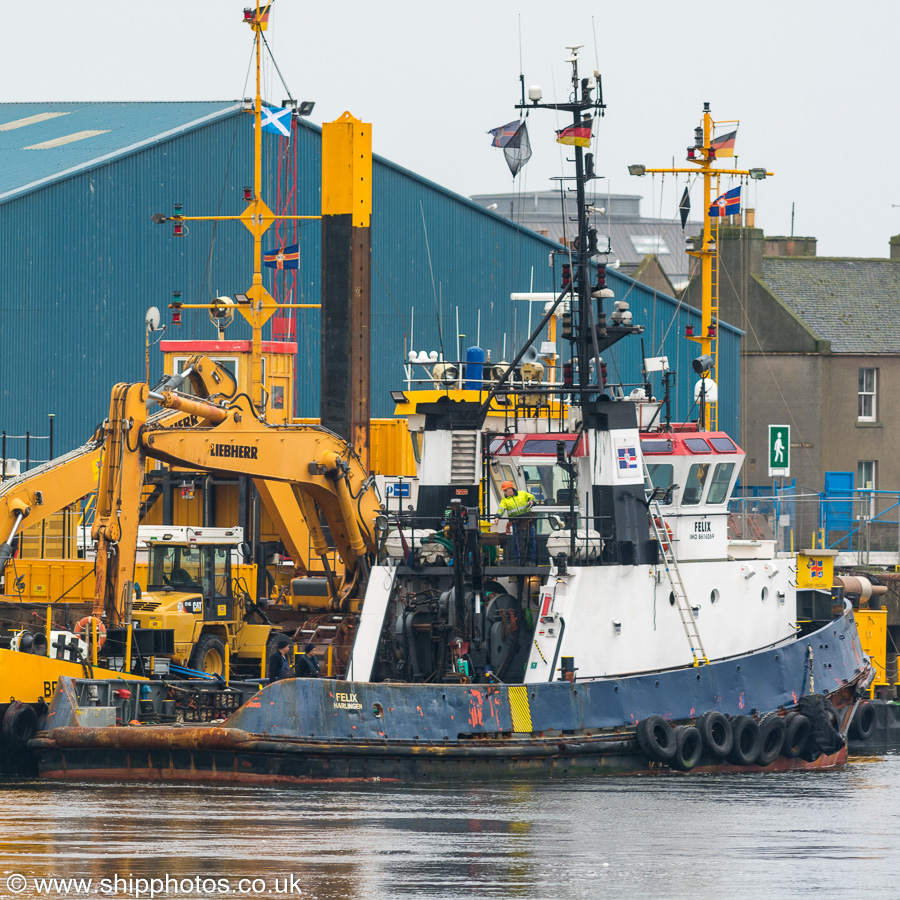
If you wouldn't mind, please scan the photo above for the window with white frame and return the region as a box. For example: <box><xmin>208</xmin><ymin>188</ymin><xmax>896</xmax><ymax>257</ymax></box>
<box><xmin>857</xmin><ymin>460</ymin><xmax>876</xmax><ymax>491</ymax></box>
<box><xmin>858</xmin><ymin>368</ymin><xmax>877</xmax><ymax>421</ymax></box>
<box><xmin>857</xmin><ymin>460</ymin><xmax>876</xmax><ymax>518</ymax></box>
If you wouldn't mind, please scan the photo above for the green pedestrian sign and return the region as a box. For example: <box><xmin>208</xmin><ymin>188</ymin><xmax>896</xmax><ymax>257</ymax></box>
<box><xmin>768</xmin><ymin>425</ymin><xmax>790</xmax><ymax>477</ymax></box>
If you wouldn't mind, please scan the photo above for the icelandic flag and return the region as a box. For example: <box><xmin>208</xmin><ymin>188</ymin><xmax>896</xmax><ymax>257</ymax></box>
<box><xmin>260</xmin><ymin>105</ymin><xmax>292</xmax><ymax>137</ymax></box>
<box><xmin>809</xmin><ymin>558</ymin><xmax>824</xmax><ymax>579</ymax></box>
<box><xmin>263</xmin><ymin>242</ymin><xmax>299</xmax><ymax>269</ymax></box>
<box><xmin>709</xmin><ymin>186</ymin><xmax>741</xmax><ymax>217</ymax></box>
<box><xmin>617</xmin><ymin>446</ymin><xmax>638</xmax><ymax>471</ymax></box>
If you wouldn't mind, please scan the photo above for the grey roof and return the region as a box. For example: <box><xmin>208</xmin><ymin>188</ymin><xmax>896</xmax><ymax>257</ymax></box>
<box><xmin>0</xmin><ymin>101</ymin><xmax>240</xmax><ymax>202</ymax></box>
<box><xmin>761</xmin><ymin>257</ymin><xmax>900</xmax><ymax>353</ymax></box>
<box><xmin>470</xmin><ymin>190</ymin><xmax>699</xmax><ymax>290</ymax></box>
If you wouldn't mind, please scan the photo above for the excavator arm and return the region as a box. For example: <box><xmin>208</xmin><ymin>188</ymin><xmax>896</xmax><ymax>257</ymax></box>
<box><xmin>0</xmin><ymin>357</ymin><xmax>240</xmax><ymax>585</ymax></box>
<box><xmin>93</xmin><ymin>383</ymin><xmax>382</xmax><ymax>626</ymax></box>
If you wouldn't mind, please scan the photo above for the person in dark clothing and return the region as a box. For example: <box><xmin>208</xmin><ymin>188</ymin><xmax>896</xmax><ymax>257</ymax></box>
<box><xmin>296</xmin><ymin>642</ymin><xmax>320</xmax><ymax>678</ymax></box>
<box><xmin>268</xmin><ymin>637</ymin><xmax>293</xmax><ymax>681</ymax></box>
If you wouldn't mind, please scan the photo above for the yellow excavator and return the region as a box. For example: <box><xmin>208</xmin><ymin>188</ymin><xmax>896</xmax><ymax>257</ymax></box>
<box><xmin>90</xmin><ymin>375</ymin><xmax>382</xmax><ymax>678</ymax></box>
<box><xmin>0</xmin><ymin>356</ymin><xmax>239</xmax><ymax>587</ymax></box>
<box><xmin>0</xmin><ymin>358</ymin><xmax>244</xmax><ymax>729</ymax></box>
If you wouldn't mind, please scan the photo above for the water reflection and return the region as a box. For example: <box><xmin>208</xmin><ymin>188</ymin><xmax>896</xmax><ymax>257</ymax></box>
<box><xmin>0</xmin><ymin>756</ymin><xmax>898</xmax><ymax>899</ymax></box>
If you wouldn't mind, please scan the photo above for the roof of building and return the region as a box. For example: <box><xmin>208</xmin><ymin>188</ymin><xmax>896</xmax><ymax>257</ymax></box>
<box><xmin>470</xmin><ymin>190</ymin><xmax>698</xmax><ymax>290</ymax></box>
<box><xmin>761</xmin><ymin>256</ymin><xmax>900</xmax><ymax>353</ymax></box>
<box><xmin>0</xmin><ymin>101</ymin><xmax>240</xmax><ymax>202</ymax></box>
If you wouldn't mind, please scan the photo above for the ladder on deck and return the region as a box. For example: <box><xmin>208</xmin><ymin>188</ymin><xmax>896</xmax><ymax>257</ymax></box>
<box><xmin>644</xmin><ymin>463</ymin><xmax>708</xmax><ymax>666</ymax></box>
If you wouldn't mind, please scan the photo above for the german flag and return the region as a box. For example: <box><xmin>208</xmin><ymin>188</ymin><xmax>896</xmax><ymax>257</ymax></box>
<box><xmin>711</xmin><ymin>129</ymin><xmax>737</xmax><ymax>158</ymax></box>
<box><xmin>556</xmin><ymin>119</ymin><xmax>592</xmax><ymax>148</ymax></box>
<box><xmin>243</xmin><ymin>2</ymin><xmax>273</xmax><ymax>31</ymax></box>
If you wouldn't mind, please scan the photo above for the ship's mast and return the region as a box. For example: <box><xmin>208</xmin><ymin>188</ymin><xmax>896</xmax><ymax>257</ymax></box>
<box><xmin>516</xmin><ymin>47</ymin><xmax>608</xmax><ymax>402</ymax></box>
<box><xmin>630</xmin><ymin>104</ymin><xmax>772</xmax><ymax>430</ymax></box>
<box><xmin>160</xmin><ymin>2</ymin><xmax>320</xmax><ymax>413</ymax></box>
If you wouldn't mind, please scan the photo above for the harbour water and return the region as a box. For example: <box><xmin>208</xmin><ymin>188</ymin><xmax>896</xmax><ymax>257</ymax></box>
<box><xmin>2</xmin><ymin>754</ymin><xmax>899</xmax><ymax>900</ymax></box>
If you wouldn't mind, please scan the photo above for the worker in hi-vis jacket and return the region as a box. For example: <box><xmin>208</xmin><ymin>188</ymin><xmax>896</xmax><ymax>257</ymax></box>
<box><xmin>493</xmin><ymin>481</ymin><xmax>536</xmax><ymax>564</ymax></box>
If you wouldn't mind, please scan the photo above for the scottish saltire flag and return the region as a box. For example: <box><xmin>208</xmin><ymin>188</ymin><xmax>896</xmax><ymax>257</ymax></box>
<box><xmin>556</xmin><ymin>120</ymin><xmax>592</xmax><ymax>147</ymax></box>
<box><xmin>260</xmin><ymin>105</ymin><xmax>291</xmax><ymax>137</ymax></box>
<box><xmin>617</xmin><ymin>446</ymin><xmax>638</xmax><ymax>470</ymax></box>
<box><xmin>263</xmin><ymin>242</ymin><xmax>299</xmax><ymax>269</ymax></box>
<box><xmin>711</xmin><ymin>129</ymin><xmax>737</xmax><ymax>157</ymax></box>
<box><xmin>709</xmin><ymin>186</ymin><xmax>741</xmax><ymax>217</ymax></box>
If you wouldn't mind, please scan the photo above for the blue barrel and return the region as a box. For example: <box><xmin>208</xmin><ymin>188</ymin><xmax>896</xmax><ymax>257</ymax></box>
<box><xmin>464</xmin><ymin>346</ymin><xmax>485</xmax><ymax>389</ymax></box>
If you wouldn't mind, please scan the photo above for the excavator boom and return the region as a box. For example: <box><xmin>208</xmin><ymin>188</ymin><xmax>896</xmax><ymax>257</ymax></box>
<box><xmin>93</xmin><ymin>384</ymin><xmax>382</xmax><ymax>626</ymax></box>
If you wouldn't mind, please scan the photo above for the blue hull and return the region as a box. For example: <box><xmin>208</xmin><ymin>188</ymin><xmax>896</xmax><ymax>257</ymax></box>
<box><xmin>226</xmin><ymin>606</ymin><xmax>867</xmax><ymax>740</ymax></box>
<box><xmin>31</xmin><ymin>609</ymin><xmax>870</xmax><ymax>781</ymax></box>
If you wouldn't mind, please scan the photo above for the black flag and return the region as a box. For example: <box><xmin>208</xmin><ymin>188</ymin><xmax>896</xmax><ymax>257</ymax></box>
<box><xmin>679</xmin><ymin>186</ymin><xmax>691</xmax><ymax>229</ymax></box>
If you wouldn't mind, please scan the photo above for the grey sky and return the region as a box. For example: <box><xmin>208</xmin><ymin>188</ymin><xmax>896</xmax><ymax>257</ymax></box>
<box><xmin>4</xmin><ymin>0</ymin><xmax>897</xmax><ymax>259</ymax></box>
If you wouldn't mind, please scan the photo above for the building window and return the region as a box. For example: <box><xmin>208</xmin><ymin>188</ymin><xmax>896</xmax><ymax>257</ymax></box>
<box><xmin>858</xmin><ymin>368</ymin><xmax>877</xmax><ymax>421</ymax></box>
<box><xmin>858</xmin><ymin>461</ymin><xmax>876</xmax><ymax>518</ymax></box>
<box><xmin>857</xmin><ymin>461</ymin><xmax>876</xmax><ymax>491</ymax></box>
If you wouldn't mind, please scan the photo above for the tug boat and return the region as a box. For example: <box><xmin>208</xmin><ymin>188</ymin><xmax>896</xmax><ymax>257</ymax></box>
<box><xmin>31</xmin><ymin>45</ymin><xmax>873</xmax><ymax>781</ymax></box>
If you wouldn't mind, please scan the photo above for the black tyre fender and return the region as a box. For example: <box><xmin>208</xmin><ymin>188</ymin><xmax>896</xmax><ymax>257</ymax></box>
<box><xmin>756</xmin><ymin>715</ymin><xmax>787</xmax><ymax>767</ymax></box>
<box><xmin>727</xmin><ymin>715</ymin><xmax>761</xmax><ymax>766</ymax></box>
<box><xmin>849</xmin><ymin>702</ymin><xmax>877</xmax><ymax>742</ymax></box>
<box><xmin>823</xmin><ymin>699</ymin><xmax>842</xmax><ymax>734</ymax></box>
<box><xmin>636</xmin><ymin>715</ymin><xmax>676</xmax><ymax>763</ymax></box>
<box><xmin>783</xmin><ymin>713</ymin><xmax>812</xmax><ymax>759</ymax></box>
<box><xmin>189</xmin><ymin>633</ymin><xmax>228</xmax><ymax>676</ymax></box>
<box><xmin>671</xmin><ymin>726</ymin><xmax>703</xmax><ymax>771</ymax></box>
<box><xmin>2</xmin><ymin>701</ymin><xmax>39</xmax><ymax>748</ymax></box>
<box><xmin>797</xmin><ymin>694</ymin><xmax>843</xmax><ymax>758</ymax></box>
<box><xmin>697</xmin><ymin>711</ymin><xmax>733</xmax><ymax>757</ymax></box>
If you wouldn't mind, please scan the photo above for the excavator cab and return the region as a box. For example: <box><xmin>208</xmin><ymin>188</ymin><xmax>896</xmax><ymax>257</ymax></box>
<box><xmin>146</xmin><ymin>541</ymin><xmax>234</xmax><ymax>622</ymax></box>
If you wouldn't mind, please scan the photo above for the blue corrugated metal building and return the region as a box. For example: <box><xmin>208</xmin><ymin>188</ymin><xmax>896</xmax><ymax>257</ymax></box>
<box><xmin>0</xmin><ymin>101</ymin><xmax>740</xmax><ymax>460</ymax></box>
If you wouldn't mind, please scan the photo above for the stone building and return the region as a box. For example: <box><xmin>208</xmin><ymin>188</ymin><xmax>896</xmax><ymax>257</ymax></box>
<box><xmin>684</xmin><ymin>221</ymin><xmax>900</xmax><ymax>547</ymax></box>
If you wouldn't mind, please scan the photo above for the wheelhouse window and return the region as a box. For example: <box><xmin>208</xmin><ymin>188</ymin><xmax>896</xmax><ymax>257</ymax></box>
<box><xmin>858</xmin><ymin>368</ymin><xmax>877</xmax><ymax>421</ymax></box>
<box><xmin>709</xmin><ymin>436</ymin><xmax>738</xmax><ymax>453</ymax></box>
<box><xmin>520</xmin><ymin>436</ymin><xmax>578</xmax><ymax>455</ymax></box>
<box><xmin>522</xmin><ymin>465</ymin><xmax>572</xmax><ymax>505</ymax></box>
<box><xmin>684</xmin><ymin>438</ymin><xmax>711</xmax><ymax>453</ymax></box>
<box><xmin>647</xmin><ymin>464</ymin><xmax>674</xmax><ymax>505</ymax></box>
<box><xmin>489</xmin><ymin>463</ymin><xmax>518</xmax><ymax>498</ymax></box>
<box><xmin>706</xmin><ymin>463</ymin><xmax>736</xmax><ymax>505</ymax></box>
<box><xmin>641</xmin><ymin>439</ymin><xmax>674</xmax><ymax>455</ymax></box>
<box><xmin>682</xmin><ymin>463</ymin><xmax>710</xmax><ymax>505</ymax></box>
